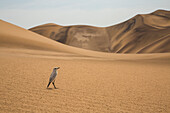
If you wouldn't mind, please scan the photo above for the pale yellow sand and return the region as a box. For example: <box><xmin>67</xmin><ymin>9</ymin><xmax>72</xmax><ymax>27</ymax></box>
<box><xmin>0</xmin><ymin>20</ymin><xmax>170</xmax><ymax>112</ymax></box>
<box><xmin>0</xmin><ymin>49</ymin><xmax>170</xmax><ymax>113</ymax></box>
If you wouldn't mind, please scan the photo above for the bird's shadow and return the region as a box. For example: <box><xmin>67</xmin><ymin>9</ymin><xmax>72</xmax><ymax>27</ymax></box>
<box><xmin>46</xmin><ymin>88</ymin><xmax>59</xmax><ymax>90</ymax></box>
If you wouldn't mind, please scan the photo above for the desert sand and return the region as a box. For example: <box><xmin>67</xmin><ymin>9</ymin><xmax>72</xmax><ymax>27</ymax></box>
<box><xmin>29</xmin><ymin>9</ymin><xmax>170</xmax><ymax>53</ymax></box>
<box><xmin>0</xmin><ymin>18</ymin><xmax>170</xmax><ymax>113</ymax></box>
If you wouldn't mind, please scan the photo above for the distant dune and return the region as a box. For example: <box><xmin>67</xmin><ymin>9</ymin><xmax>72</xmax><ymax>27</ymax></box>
<box><xmin>29</xmin><ymin>9</ymin><xmax>170</xmax><ymax>53</ymax></box>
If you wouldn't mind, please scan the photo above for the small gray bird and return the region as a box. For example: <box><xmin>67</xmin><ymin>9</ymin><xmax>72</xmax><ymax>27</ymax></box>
<box><xmin>47</xmin><ymin>67</ymin><xmax>60</xmax><ymax>89</ymax></box>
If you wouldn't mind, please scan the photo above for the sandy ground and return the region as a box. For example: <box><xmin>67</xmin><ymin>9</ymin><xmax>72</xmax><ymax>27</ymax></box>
<box><xmin>0</xmin><ymin>48</ymin><xmax>170</xmax><ymax>113</ymax></box>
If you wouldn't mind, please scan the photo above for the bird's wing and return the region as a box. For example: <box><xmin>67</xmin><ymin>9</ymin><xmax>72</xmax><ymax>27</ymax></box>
<box><xmin>49</xmin><ymin>72</ymin><xmax>56</xmax><ymax>82</ymax></box>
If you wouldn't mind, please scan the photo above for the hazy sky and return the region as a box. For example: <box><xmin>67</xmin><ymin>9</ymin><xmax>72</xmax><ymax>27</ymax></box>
<box><xmin>0</xmin><ymin>0</ymin><xmax>169</xmax><ymax>28</ymax></box>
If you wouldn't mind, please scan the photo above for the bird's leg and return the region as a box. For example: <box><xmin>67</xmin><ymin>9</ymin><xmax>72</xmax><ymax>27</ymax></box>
<box><xmin>52</xmin><ymin>82</ymin><xmax>57</xmax><ymax>89</ymax></box>
<box><xmin>47</xmin><ymin>82</ymin><xmax>51</xmax><ymax>88</ymax></box>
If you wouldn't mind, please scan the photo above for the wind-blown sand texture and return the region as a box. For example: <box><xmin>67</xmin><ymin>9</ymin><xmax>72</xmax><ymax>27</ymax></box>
<box><xmin>29</xmin><ymin>9</ymin><xmax>170</xmax><ymax>53</ymax></box>
<box><xmin>0</xmin><ymin>18</ymin><xmax>170</xmax><ymax>113</ymax></box>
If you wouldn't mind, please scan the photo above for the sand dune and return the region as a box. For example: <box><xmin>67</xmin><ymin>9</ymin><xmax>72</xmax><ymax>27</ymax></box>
<box><xmin>0</xmin><ymin>20</ymin><xmax>109</xmax><ymax>58</ymax></box>
<box><xmin>2</xmin><ymin>19</ymin><xmax>170</xmax><ymax>60</ymax></box>
<box><xmin>0</xmin><ymin>14</ymin><xmax>170</xmax><ymax>112</ymax></box>
<box><xmin>29</xmin><ymin>9</ymin><xmax>170</xmax><ymax>53</ymax></box>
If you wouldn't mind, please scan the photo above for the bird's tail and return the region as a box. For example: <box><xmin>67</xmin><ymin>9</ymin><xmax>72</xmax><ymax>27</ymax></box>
<box><xmin>47</xmin><ymin>82</ymin><xmax>51</xmax><ymax>88</ymax></box>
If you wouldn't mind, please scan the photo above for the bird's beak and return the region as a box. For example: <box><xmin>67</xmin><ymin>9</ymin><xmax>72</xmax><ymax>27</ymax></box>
<box><xmin>58</xmin><ymin>67</ymin><xmax>60</xmax><ymax>69</ymax></box>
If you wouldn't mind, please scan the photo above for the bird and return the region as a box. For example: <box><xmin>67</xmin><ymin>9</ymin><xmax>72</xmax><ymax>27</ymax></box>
<box><xmin>47</xmin><ymin>67</ymin><xmax>60</xmax><ymax>89</ymax></box>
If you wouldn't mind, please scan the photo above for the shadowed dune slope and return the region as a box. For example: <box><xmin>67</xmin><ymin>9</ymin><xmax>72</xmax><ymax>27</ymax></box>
<box><xmin>29</xmin><ymin>9</ymin><xmax>170</xmax><ymax>53</ymax></box>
